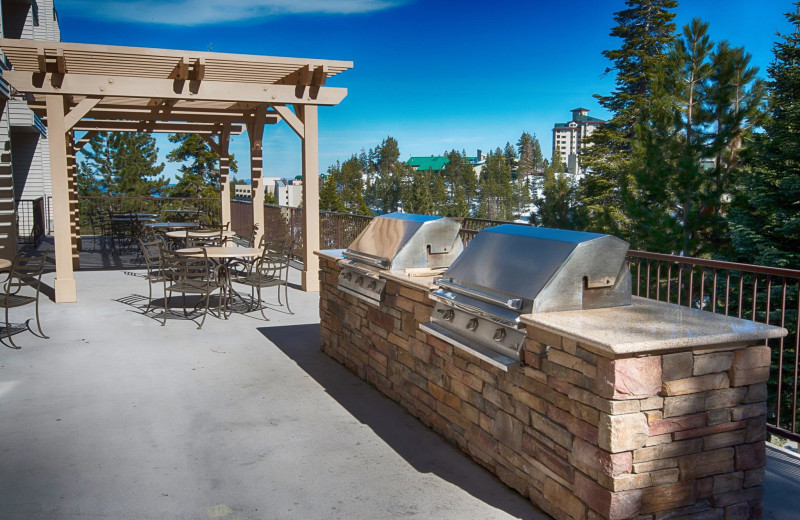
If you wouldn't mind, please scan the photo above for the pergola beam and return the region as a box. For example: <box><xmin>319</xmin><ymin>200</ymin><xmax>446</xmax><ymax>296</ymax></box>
<box><xmin>3</xmin><ymin>71</ymin><xmax>348</xmax><ymax>106</ymax></box>
<box><xmin>71</xmin><ymin>120</ymin><xmax>246</xmax><ymax>134</ymax></box>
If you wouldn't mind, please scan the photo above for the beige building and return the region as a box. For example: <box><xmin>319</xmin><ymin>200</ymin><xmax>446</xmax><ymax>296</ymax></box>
<box><xmin>0</xmin><ymin>0</ymin><xmax>61</xmax><ymax>252</ymax></box>
<box><xmin>551</xmin><ymin>107</ymin><xmax>605</xmax><ymax>174</ymax></box>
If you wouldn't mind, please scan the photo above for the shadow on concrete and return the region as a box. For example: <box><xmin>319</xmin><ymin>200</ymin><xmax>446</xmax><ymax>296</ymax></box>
<box><xmin>258</xmin><ymin>323</ymin><xmax>546</xmax><ymax>520</ymax></box>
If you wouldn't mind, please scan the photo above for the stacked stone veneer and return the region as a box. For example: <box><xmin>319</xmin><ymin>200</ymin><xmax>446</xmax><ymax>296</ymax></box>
<box><xmin>319</xmin><ymin>256</ymin><xmax>770</xmax><ymax>520</ymax></box>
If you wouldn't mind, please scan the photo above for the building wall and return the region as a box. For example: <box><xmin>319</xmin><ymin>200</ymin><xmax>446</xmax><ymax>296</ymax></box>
<box><xmin>552</xmin><ymin>109</ymin><xmax>604</xmax><ymax>175</ymax></box>
<box><xmin>0</xmin><ymin>0</ymin><xmax>61</xmax><ymax>249</ymax></box>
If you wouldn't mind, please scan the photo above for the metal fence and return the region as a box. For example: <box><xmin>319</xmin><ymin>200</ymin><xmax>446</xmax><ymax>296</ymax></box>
<box><xmin>16</xmin><ymin>197</ymin><xmax>46</xmax><ymax>246</ymax></box>
<box><xmin>627</xmin><ymin>251</ymin><xmax>800</xmax><ymax>443</ymax></box>
<box><xmin>81</xmin><ymin>200</ymin><xmax>800</xmax><ymax>441</ymax></box>
<box><xmin>79</xmin><ymin>196</ymin><xmax>222</xmax><ymax>233</ymax></box>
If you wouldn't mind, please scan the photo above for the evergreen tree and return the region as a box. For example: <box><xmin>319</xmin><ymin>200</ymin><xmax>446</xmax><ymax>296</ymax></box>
<box><xmin>370</xmin><ymin>136</ymin><xmax>404</xmax><ymax>213</ymax></box>
<box><xmin>431</xmin><ymin>171</ymin><xmax>447</xmax><ymax>215</ymax></box>
<box><xmin>319</xmin><ymin>165</ymin><xmax>346</xmax><ymax>213</ymax></box>
<box><xmin>80</xmin><ymin>132</ymin><xmax>168</xmax><ymax>196</ymax></box>
<box><xmin>76</xmin><ymin>162</ymin><xmax>102</xmax><ymax>197</ymax></box>
<box><xmin>730</xmin><ymin>4</ymin><xmax>800</xmax><ymax>268</ymax></box>
<box><xmin>441</xmin><ymin>149</ymin><xmax>476</xmax><ymax>217</ymax></box>
<box><xmin>477</xmin><ymin>149</ymin><xmax>513</xmax><ymax>221</ymax></box>
<box><xmin>579</xmin><ymin>0</ymin><xmax>678</xmax><ymax>236</ymax></box>
<box><xmin>339</xmin><ymin>155</ymin><xmax>371</xmax><ymax>215</ymax></box>
<box><xmin>167</xmin><ymin>133</ymin><xmax>238</xmax><ymax>198</ymax></box>
<box><xmin>517</xmin><ymin>132</ymin><xmax>544</xmax><ymax>177</ymax></box>
<box><xmin>535</xmin><ymin>149</ymin><xmax>577</xmax><ymax>228</ymax></box>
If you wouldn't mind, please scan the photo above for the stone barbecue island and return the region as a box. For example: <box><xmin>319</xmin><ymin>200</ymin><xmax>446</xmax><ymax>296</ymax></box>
<box><xmin>316</xmin><ymin>249</ymin><xmax>786</xmax><ymax>520</ymax></box>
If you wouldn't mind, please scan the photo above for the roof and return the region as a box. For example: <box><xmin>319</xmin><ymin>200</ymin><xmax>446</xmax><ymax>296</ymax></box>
<box><xmin>407</xmin><ymin>156</ymin><xmax>449</xmax><ymax>171</ymax></box>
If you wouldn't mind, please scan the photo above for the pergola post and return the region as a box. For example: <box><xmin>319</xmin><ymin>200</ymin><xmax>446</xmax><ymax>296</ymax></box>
<box><xmin>66</xmin><ymin>131</ymin><xmax>80</xmax><ymax>269</ymax></box>
<box><xmin>218</xmin><ymin>124</ymin><xmax>232</xmax><ymax>228</ymax></box>
<box><xmin>248</xmin><ymin>107</ymin><xmax>266</xmax><ymax>242</ymax></box>
<box><xmin>45</xmin><ymin>94</ymin><xmax>77</xmax><ymax>302</ymax></box>
<box><xmin>299</xmin><ymin>105</ymin><xmax>320</xmax><ymax>291</ymax></box>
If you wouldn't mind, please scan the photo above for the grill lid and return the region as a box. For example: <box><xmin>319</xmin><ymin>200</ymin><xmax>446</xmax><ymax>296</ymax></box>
<box><xmin>435</xmin><ymin>224</ymin><xmax>631</xmax><ymax>314</ymax></box>
<box><xmin>343</xmin><ymin>213</ymin><xmax>463</xmax><ymax>272</ymax></box>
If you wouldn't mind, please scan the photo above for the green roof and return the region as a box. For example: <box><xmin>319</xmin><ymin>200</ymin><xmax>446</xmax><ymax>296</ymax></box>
<box><xmin>406</xmin><ymin>156</ymin><xmax>450</xmax><ymax>171</ymax></box>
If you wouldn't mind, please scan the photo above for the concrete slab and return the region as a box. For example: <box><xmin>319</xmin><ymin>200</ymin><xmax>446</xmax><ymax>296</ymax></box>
<box><xmin>0</xmin><ymin>262</ymin><xmax>543</xmax><ymax>520</ymax></box>
<box><xmin>1</xmin><ymin>241</ymin><xmax>798</xmax><ymax>520</ymax></box>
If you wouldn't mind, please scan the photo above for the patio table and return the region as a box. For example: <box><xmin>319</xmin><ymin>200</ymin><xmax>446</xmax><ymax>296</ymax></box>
<box><xmin>165</xmin><ymin>229</ymin><xmax>235</xmax><ymax>240</ymax></box>
<box><xmin>145</xmin><ymin>222</ymin><xmax>200</xmax><ymax>231</ymax></box>
<box><xmin>175</xmin><ymin>246</ymin><xmax>261</xmax><ymax>317</ymax></box>
<box><xmin>0</xmin><ymin>258</ymin><xmax>11</xmax><ymax>271</ymax></box>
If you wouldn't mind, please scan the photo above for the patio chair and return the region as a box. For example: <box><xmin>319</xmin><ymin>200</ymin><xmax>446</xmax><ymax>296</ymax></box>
<box><xmin>231</xmin><ymin>236</ymin><xmax>293</xmax><ymax>319</ymax></box>
<box><xmin>160</xmin><ymin>245</ymin><xmax>218</xmax><ymax>329</ymax></box>
<box><xmin>138</xmin><ymin>237</ymin><xmax>166</xmax><ymax>313</ymax></box>
<box><xmin>0</xmin><ymin>251</ymin><xmax>49</xmax><ymax>349</ymax></box>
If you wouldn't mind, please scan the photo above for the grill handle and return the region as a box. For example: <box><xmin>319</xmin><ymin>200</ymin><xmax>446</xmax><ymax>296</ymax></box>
<box><xmin>436</xmin><ymin>279</ymin><xmax>524</xmax><ymax>311</ymax></box>
<box><xmin>342</xmin><ymin>251</ymin><xmax>390</xmax><ymax>269</ymax></box>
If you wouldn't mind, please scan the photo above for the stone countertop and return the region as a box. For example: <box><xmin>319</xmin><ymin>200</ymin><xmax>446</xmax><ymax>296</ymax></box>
<box><xmin>315</xmin><ymin>249</ymin><xmax>440</xmax><ymax>291</ymax></box>
<box><xmin>521</xmin><ymin>296</ymin><xmax>787</xmax><ymax>358</ymax></box>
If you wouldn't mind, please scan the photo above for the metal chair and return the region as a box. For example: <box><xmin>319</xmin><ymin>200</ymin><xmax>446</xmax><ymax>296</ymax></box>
<box><xmin>159</xmin><ymin>245</ymin><xmax>218</xmax><ymax>329</ymax></box>
<box><xmin>231</xmin><ymin>236</ymin><xmax>293</xmax><ymax>319</ymax></box>
<box><xmin>0</xmin><ymin>251</ymin><xmax>49</xmax><ymax>349</ymax></box>
<box><xmin>138</xmin><ymin>237</ymin><xmax>166</xmax><ymax>313</ymax></box>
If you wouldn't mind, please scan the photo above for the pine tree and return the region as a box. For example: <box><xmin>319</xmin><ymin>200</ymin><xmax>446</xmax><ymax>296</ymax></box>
<box><xmin>477</xmin><ymin>149</ymin><xmax>513</xmax><ymax>221</ymax></box>
<box><xmin>79</xmin><ymin>132</ymin><xmax>168</xmax><ymax>196</ymax></box>
<box><xmin>730</xmin><ymin>3</ymin><xmax>800</xmax><ymax>268</ymax></box>
<box><xmin>167</xmin><ymin>133</ymin><xmax>238</xmax><ymax>198</ymax></box>
<box><xmin>320</xmin><ymin>164</ymin><xmax>345</xmax><ymax>213</ymax></box>
<box><xmin>535</xmin><ymin>149</ymin><xmax>577</xmax><ymax>228</ymax></box>
<box><xmin>579</xmin><ymin>0</ymin><xmax>678</xmax><ymax>237</ymax></box>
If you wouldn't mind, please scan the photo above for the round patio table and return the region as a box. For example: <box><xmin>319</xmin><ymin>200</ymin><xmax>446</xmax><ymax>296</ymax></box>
<box><xmin>145</xmin><ymin>222</ymin><xmax>200</xmax><ymax>231</ymax></box>
<box><xmin>165</xmin><ymin>229</ymin><xmax>235</xmax><ymax>240</ymax></box>
<box><xmin>0</xmin><ymin>258</ymin><xmax>11</xmax><ymax>271</ymax></box>
<box><xmin>175</xmin><ymin>246</ymin><xmax>262</xmax><ymax>317</ymax></box>
<box><xmin>111</xmin><ymin>215</ymin><xmax>158</xmax><ymax>223</ymax></box>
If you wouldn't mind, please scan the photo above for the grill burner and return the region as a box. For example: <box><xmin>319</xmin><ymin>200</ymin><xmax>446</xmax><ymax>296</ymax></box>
<box><xmin>337</xmin><ymin>213</ymin><xmax>463</xmax><ymax>305</ymax></box>
<box><xmin>421</xmin><ymin>225</ymin><xmax>631</xmax><ymax>368</ymax></box>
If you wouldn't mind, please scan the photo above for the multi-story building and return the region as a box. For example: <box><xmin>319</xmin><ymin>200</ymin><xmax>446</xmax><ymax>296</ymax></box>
<box><xmin>0</xmin><ymin>0</ymin><xmax>61</xmax><ymax>253</ymax></box>
<box><xmin>551</xmin><ymin>108</ymin><xmax>605</xmax><ymax>174</ymax></box>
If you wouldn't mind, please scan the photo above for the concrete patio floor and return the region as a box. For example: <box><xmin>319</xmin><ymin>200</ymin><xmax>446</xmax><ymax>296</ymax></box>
<box><xmin>0</xmin><ymin>243</ymin><xmax>798</xmax><ymax>519</ymax></box>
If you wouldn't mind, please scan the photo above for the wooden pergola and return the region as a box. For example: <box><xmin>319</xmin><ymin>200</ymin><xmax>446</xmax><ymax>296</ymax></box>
<box><xmin>0</xmin><ymin>39</ymin><xmax>352</xmax><ymax>302</ymax></box>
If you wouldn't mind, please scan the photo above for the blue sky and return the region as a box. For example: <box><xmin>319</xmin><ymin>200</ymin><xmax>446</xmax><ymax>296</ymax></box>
<box><xmin>56</xmin><ymin>0</ymin><xmax>796</xmax><ymax>182</ymax></box>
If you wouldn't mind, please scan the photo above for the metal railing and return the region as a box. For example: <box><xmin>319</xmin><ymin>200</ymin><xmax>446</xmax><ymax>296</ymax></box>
<box><xmin>16</xmin><ymin>197</ymin><xmax>45</xmax><ymax>246</ymax></box>
<box><xmin>627</xmin><ymin>251</ymin><xmax>800</xmax><ymax>443</ymax></box>
<box><xmin>79</xmin><ymin>196</ymin><xmax>222</xmax><ymax>233</ymax></box>
<box><xmin>87</xmin><ymin>200</ymin><xmax>800</xmax><ymax>441</ymax></box>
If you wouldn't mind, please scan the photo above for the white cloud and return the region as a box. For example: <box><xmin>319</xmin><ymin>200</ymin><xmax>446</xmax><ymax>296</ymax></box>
<box><xmin>58</xmin><ymin>0</ymin><xmax>407</xmax><ymax>26</ymax></box>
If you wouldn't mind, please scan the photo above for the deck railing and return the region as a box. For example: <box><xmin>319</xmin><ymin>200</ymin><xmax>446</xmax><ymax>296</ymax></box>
<box><xmin>84</xmin><ymin>199</ymin><xmax>800</xmax><ymax>442</ymax></box>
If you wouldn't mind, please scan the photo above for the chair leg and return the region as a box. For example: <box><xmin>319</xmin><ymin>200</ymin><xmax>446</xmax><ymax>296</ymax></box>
<box><xmin>162</xmin><ymin>288</ymin><xmax>169</xmax><ymax>326</ymax></box>
<box><xmin>4</xmin><ymin>305</ymin><xmax>20</xmax><ymax>349</ymax></box>
<box><xmin>198</xmin><ymin>291</ymin><xmax>211</xmax><ymax>330</ymax></box>
<box><xmin>33</xmin><ymin>297</ymin><xmax>48</xmax><ymax>339</ymax></box>
<box><xmin>284</xmin><ymin>283</ymin><xmax>293</xmax><ymax>314</ymax></box>
<box><xmin>257</xmin><ymin>285</ymin><xmax>269</xmax><ymax>321</ymax></box>
<box><xmin>145</xmin><ymin>279</ymin><xmax>153</xmax><ymax>313</ymax></box>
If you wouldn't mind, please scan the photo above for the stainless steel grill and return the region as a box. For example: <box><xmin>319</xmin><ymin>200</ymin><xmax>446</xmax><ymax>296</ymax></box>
<box><xmin>337</xmin><ymin>213</ymin><xmax>463</xmax><ymax>305</ymax></box>
<box><xmin>421</xmin><ymin>225</ymin><xmax>631</xmax><ymax>368</ymax></box>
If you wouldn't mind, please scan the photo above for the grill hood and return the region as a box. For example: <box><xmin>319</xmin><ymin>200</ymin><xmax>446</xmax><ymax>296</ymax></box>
<box><xmin>343</xmin><ymin>212</ymin><xmax>463</xmax><ymax>271</ymax></box>
<box><xmin>338</xmin><ymin>213</ymin><xmax>463</xmax><ymax>305</ymax></box>
<box><xmin>434</xmin><ymin>224</ymin><xmax>631</xmax><ymax>315</ymax></box>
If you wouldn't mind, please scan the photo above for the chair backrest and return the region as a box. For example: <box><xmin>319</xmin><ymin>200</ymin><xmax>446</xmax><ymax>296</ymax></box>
<box><xmin>254</xmin><ymin>236</ymin><xmax>292</xmax><ymax>279</ymax></box>
<box><xmin>139</xmin><ymin>238</ymin><xmax>163</xmax><ymax>273</ymax></box>
<box><xmin>5</xmin><ymin>251</ymin><xmax>48</xmax><ymax>297</ymax></box>
<box><xmin>160</xmin><ymin>245</ymin><xmax>213</xmax><ymax>287</ymax></box>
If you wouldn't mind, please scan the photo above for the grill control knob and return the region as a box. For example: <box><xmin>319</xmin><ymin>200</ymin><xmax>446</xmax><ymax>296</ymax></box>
<box><xmin>466</xmin><ymin>318</ymin><xmax>479</xmax><ymax>332</ymax></box>
<box><xmin>493</xmin><ymin>328</ymin><xmax>506</xmax><ymax>342</ymax></box>
<box><xmin>356</xmin><ymin>276</ymin><xmax>364</xmax><ymax>286</ymax></box>
<box><xmin>368</xmin><ymin>280</ymin><xmax>377</xmax><ymax>290</ymax></box>
<box><xmin>442</xmin><ymin>309</ymin><xmax>455</xmax><ymax>322</ymax></box>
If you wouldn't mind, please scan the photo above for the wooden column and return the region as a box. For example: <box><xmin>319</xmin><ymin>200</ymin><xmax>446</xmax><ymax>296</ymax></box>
<box><xmin>299</xmin><ymin>105</ymin><xmax>320</xmax><ymax>291</ymax></box>
<box><xmin>247</xmin><ymin>107</ymin><xmax>266</xmax><ymax>243</ymax></box>
<box><xmin>66</xmin><ymin>132</ymin><xmax>80</xmax><ymax>269</ymax></box>
<box><xmin>218</xmin><ymin>124</ymin><xmax>232</xmax><ymax>228</ymax></box>
<box><xmin>45</xmin><ymin>95</ymin><xmax>77</xmax><ymax>302</ymax></box>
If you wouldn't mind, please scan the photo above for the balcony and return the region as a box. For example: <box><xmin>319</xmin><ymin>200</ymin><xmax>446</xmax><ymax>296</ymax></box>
<box><xmin>0</xmin><ymin>234</ymin><xmax>797</xmax><ymax>519</ymax></box>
